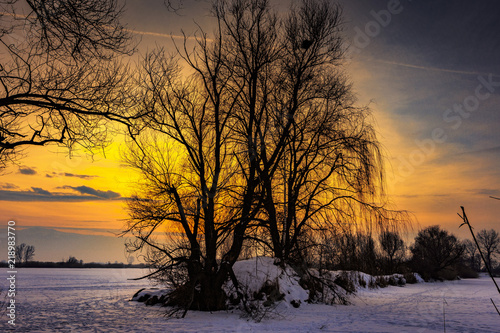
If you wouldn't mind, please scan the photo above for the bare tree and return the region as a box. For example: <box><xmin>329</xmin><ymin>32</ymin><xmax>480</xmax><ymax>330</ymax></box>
<box><xmin>123</xmin><ymin>0</ymin><xmax>408</xmax><ymax>314</ymax></box>
<box><xmin>15</xmin><ymin>242</ymin><xmax>35</xmax><ymax>264</ymax></box>
<box><xmin>477</xmin><ymin>229</ymin><xmax>500</xmax><ymax>271</ymax></box>
<box><xmin>123</xmin><ymin>25</ymin><xmax>255</xmax><ymax>313</ymax></box>
<box><xmin>325</xmin><ymin>231</ymin><xmax>378</xmax><ymax>274</ymax></box>
<box><xmin>23</xmin><ymin>243</ymin><xmax>35</xmax><ymax>263</ymax></box>
<box><xmin>463</xmin><ymin>239</ymin><xmax>481</xmax><ymax>272</ymax></box>
<box><xmin>123</xmin><ymin>0</ymin><xmax>285</xmax><ymax>314</ymax></box>
<box><xmin>246</xmin><ymin>0</ymin><xmax>409</xmax><ymax>267</ymax></box>
<box><xmin>15</xmin><ymin>243</ymin><xmax>26</xmax><ymax>264</ymax></box>
<box><xmin>379</xmin><ymin>230</ymin><xmax>405</xmax><ymax>273</ymax></box>
<box><xmin>0</xmin><ymin>0</ymin><xmax>138</xmax><ymax>169</ymax></box>
<box><xmin>410</xmin><ymin>225</ymin><xmax>465</xmax><ymax>281</ymax></box>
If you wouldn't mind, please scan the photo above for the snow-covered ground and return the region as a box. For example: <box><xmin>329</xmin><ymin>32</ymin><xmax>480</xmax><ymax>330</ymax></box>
<box><xmin>1</xmin><ymin>266</ymin><xmax>499</xmax><ymax>332</ymax></box>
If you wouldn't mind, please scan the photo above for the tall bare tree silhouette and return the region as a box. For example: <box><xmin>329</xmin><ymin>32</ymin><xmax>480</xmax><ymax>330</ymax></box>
<box><xmin>123</xmin><ymin>0</ymin><xmax>408</xmax><ymax>315</ymax></box>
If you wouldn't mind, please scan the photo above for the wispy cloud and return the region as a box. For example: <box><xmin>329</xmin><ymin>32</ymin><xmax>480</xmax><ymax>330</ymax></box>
<box><xmin>0</xmin><ymin>186</ymin><xmax>122</xmax><ymax>202</ymax></box>
<box><xmin>396</xmin><ymin>194</ymin><xmax>451</xmax><ymax>199</ymax></box>
<box><xmin>469</xmin><ymin>189</ymin><xmax>500</xmax><ymax>197</ymax></box>
<box><xmin>15</xmin><ymin>226</ymin><xmax>124</xmax><ymax>237</ymax></box>
<box><xmin>61</xmin><ymin>186</ymin><xmax>121</xmax><ymax>199</ymax></box>
<box><xmin>0</xmin><ymin>183</ymin><xmax>18</xmax><ymax>190</ymax></box>
<box><xmin>18</xmin><ymin>166</ymin><xmax>37</xmax><ymax>175</ymax></box>
<box><xmin>31</xmin><ymin>187</ymin><xmax>52</xmax><ymax>196</ymax></box>
<box><xmin>0</xmin><ymin>189</ymin><xmax>81</xmax><ymax>202</ymax></box>
<box><xmin>46</xmin><ymin>172</ymin><xmax>97</xmax><ymax>180</ymax></box>
<box><xmin>432</xmin><ymin>146</ymin><xmax>500</xmax><ymax>165</ymax></box>
<box><xmin>457</xmin><ymin>146</ymin><xmax>500</xmax><ymax>156</ymax></box>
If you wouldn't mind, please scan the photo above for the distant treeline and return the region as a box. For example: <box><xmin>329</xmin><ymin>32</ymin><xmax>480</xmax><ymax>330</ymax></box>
<box><xmin>0</xmin><ymin>259</ymin><xmax>147</xmax><ymax>269</ymax></box>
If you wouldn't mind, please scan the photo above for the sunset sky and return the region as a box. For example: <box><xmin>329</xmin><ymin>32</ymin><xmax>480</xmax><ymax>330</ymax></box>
<box><xmin>1</xmin><ymin>0</ymin><xmax>500</xmax><ymax>262</ymax></box>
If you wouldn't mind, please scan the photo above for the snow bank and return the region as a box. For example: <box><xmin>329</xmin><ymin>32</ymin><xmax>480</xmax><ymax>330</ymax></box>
<box><xmin>129</xmin><ymin>257</ymin><xmax>311</xmax><ymax>310</ymax></box>
<box><xmin>225</xmin><ymin>257</ymin><xmax>309</xmax><ymax>309</ymax></box>
<box><xmin>130</xmin><ymin>257</ymin><xmax>425</xmax><ymax>313</ymax></box>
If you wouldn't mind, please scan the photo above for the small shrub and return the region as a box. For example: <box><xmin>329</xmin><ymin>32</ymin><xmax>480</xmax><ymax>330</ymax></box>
<box><xmin>228</xmin><ymin>293</ymin><xmax>240</xmax><ymax>306</ymax></box>
<box><xmin>301</xmin><ymin>272</ymin><xmax>350</xmax><ymax>305</ymax></box>
<box><xmin>387</xmin><ymin>276</ymin><xmax>397</xmax><ymax>286</ymax></box>
<box><xmin>257</xmin><ymin>279</ymin><xmax>284</xmax><ymax>306</ymax></box>
<box><xmin>334</xmin><ymin>272</ymin><xmax>356</xmax><ymax>293</ymax></box>
<box><xmin>457</xmin><ymin>265</ymin><xmax>479</xmax><ymax>279</ymax></box>
<box><xmin>358</xmin><ymin>275</ymin><xmax>367</xmax><ymax>288</ymax></box>
<box><xmin>397</xmin><ymin>277</ymin><xmax>405</xmax><ymax>286</ymax></box>
<box><xmin>439</xmin><ymin>267</ymin><xmax>459</xmax><ymax>281</ymax></box>
<box><xmin>253</xmin><ymin>291</ymin><xmax>264</xmax><ymax>300</ymax></box>
<box><xmin>137</xmin><ymin>294</ymin><xmax>150</xmax><ymax>303</ymax></box>
<box><xmin>145</xmin><ymin>295</ymin><xmax>159</xmax><ymax>306</ymax></box>
<box><xmin>375</xmin><ymin>276</ymin><xmax>388</xmax><ymax>288</ymax></box>
<box><xmin>300</xmin><ymin>275</ymin><xmax>321</xmax><ymax>302</ymax></box>
<box><xmin>492</xmin><ymin>266</ymin><xmax>500</xmax><ymax>277</ymax></box>
<box><xmin>403</xmin><ymin>273</ymin><xmax>418</xmax><ymax>284</ymax></box>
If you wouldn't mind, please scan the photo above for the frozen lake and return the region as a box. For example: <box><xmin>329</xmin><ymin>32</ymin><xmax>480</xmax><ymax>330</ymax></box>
<box><xmin>0</xmin><ymin>268</ymin><xmax>498</xmax><ymax>332</ymax></box>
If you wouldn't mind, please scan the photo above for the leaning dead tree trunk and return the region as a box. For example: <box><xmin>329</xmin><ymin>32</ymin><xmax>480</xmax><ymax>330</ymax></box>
<box><xmin>458</xmin><ymin>206</ymin><xmax>500</xmax><ymax>316</ymax></box>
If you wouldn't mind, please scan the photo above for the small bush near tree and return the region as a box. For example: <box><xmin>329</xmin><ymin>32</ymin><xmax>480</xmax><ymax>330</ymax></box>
<box><xmin>403</xmin><ymin>272</ymin><xmax>418</xmax><ymax>284</ymax></box>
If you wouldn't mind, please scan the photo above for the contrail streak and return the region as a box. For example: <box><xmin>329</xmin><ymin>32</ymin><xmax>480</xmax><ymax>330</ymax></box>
<box><xmin>364</xmin><ymin>58</ymin><xmax>499</xmax><ymax>77</ymax></box>
<box><xmin>123</xmin><ymin>28</ymin><xmax>213</xmax><ymax>42</ymax></box>
<box><xmin>0</xmin><ymin>12</ymin><xmax>212</xmax><ymax>42</ymax></box>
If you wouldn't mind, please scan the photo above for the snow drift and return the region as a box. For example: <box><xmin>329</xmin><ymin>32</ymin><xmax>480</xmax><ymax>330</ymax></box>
<box><xmin>131</xmin><ymin>256</ymin><xmax>423</xmax><ymax>317</ymax></box>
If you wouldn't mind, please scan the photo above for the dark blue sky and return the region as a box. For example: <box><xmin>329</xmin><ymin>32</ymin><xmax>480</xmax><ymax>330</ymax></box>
<box><xmin>334</xmin><ymin>0</ymin><xmax>500</xmax><ymax>232</ymax></box>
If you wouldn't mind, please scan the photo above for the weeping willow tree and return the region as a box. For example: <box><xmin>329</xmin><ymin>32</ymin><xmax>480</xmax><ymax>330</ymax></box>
<box><xmin>230</xmin><ymin>0</ymin><xmax>409</xmax><ymax>266</ymax></box>
<box><xmin>123</xmin><ymin>0</ymin><xmax>409</xmax><ymax>314</ymax></box>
